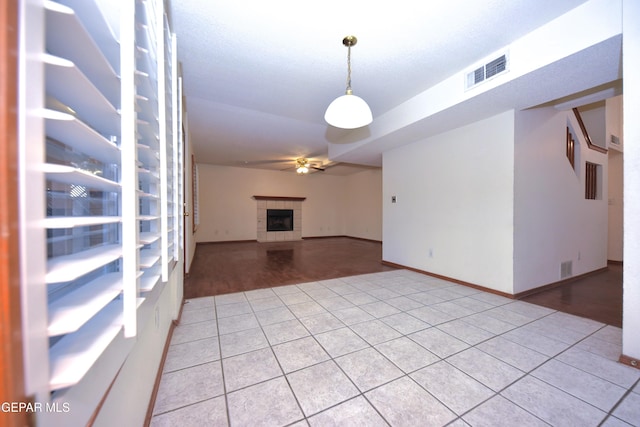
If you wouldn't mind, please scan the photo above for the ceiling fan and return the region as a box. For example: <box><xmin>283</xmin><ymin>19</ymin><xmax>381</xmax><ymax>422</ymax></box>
<box><xmin>293</xmin><ymin>158</ymin><xmax>325</xmax><ymax>174</ymax></box>
<box><xmin>238</xmin><ymin>157</ymin><xmax>329</xmax><ymax>174</ymax></box>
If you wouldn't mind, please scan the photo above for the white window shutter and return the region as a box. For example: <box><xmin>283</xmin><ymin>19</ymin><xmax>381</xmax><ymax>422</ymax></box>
<box><xmin>18</xmin><ymin>0</ymin><xmax>183</xmax><ymax>418</ymax></box>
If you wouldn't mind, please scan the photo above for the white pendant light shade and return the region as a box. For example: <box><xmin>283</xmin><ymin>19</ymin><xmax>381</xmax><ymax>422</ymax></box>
<box><xmin>325</xmin><ymin>35</ymin><xmax>372</xmax><ymax>129</ymax></box>
<box><xmin>324</xmin><ymin>93</ymin><xmax>372</xmax><ymax>129</ymax></box>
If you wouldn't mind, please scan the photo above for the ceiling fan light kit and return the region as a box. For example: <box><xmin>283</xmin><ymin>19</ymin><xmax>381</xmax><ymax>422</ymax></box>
<box><xmin>296</xmin><ymin>158</ymin><xmax>310</xmax><ymax>174</ymax></box>
<box><xmin>294</xmin><ymin>158</ymin><xmax>326</xmax><ymax>174</ymax></box>
<box><xmin>325</xmin><ymin>35</ymin><xmax>373</xmax><ymax>129</ymax></box>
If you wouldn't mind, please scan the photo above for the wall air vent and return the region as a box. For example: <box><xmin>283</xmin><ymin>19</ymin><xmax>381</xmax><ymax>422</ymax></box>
<box><xmin>465</xmin><ymin>52</ymin><xmax>508</xmax><ymax>90</ymax></box>
<box><xmin>560</xmin><ymin>260</ymin><xmax>573</xmax><ymax>279</ymax></box>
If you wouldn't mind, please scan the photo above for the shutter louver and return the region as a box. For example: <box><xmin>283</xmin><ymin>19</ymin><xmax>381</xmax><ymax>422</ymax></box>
<box><xmin>19</xmin><ymin>0</ymin><xmax>182</xmax><ymax>410</ymax></box>
<box><xmin>44</xmin><ymin>0</ymin><xmax>124</xmax><ymax>392</ymax></box>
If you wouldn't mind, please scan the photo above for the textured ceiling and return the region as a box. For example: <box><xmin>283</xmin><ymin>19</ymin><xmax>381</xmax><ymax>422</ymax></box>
<box><xmin>170</xmin><ymin>0</ymin><xmax>596</xmax><ymax>174</ymax></box>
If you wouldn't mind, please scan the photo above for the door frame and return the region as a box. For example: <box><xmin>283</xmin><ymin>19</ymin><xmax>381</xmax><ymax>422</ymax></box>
<box><xmin>0</xmin><ymin>0</ymin><xmax>30</xmax><ymax>424</ymax></box>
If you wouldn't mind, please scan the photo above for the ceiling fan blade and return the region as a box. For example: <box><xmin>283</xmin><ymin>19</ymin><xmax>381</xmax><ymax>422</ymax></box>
<box><xmin>238</xmin><ymin>159</ymin><xmax>290</xmax><ymax>166</ymax></box>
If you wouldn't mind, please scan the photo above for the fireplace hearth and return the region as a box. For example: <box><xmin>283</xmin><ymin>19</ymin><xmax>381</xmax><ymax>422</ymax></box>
<box><xmin>267</xmin><ymin>209</ymin><xmax>294</xmax><ymax>232</ymax></box>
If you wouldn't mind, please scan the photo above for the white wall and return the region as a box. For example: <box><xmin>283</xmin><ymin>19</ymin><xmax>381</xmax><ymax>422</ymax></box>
<box><xmin>93</xmin><ymin>269</ymin><xmax>180</xmax><ymax>427</ymax></box>
<box><xmin>606</xmin><ymin>95</ymin><xmax>624</xmax><ymax>151</ymax></box>
<box><xmin>383</xmin><ymin>111</ymin><xmax>515</xmax><ymax>293</ymax></box>
<box><xmin>622</xmin><ymin>0</ymin><xmax>640</xmax><ymax>361</ymax></box>
<box><xmin>344</xmin><ymin>169</ymin><xmax>383</xmax><ymax>241</ymax></box>
<box><xmin>607</xmin><ymin>95</ymin><xmax>624</xmax><ymax>262</ymax></box>
<box><xmin>196</xmin><ymin>165</ymin><xmax>382</xmax><ymax>242</ymax></box>
<box><xmin>184</xmin><ymin>111</ymin><xmax>197</xmax><ymax>274</ymax></box>
<box><xmin>580</xmin><ymin>103</ymin><xmax>607</xmax><ymax>148</ymax></box>
<box><xmin>608</xmin><ymin>150</ymin><xmax>623</xmax><ymax>261</ymax></box>
<box><xmin>513</xmin><ymin>107</ymin><xmax>608</xmax><ymax>293</ymax></box>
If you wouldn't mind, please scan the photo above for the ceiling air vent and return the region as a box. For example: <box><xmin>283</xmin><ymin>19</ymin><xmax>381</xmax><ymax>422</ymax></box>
<box><xmin>465</xmin><ymin>53</ymin><xmax>508</xmax><ymax>90</ymax></box>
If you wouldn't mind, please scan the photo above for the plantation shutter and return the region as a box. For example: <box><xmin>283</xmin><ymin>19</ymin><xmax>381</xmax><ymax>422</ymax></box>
<box><xmin>18</xmin><ymin>0</ymin><xmax>182</xmax><ymax>412</ymax></box>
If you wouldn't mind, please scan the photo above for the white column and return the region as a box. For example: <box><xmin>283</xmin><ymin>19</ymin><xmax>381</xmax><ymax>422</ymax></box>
<box><xmin>622</xmin><ymin>0</ymin><xmax>640</xmax><ymax>363</ymax></box>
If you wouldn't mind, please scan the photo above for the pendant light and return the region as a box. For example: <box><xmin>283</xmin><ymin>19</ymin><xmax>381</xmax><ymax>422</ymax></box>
<box><xmin>324</xmin><ymin>35</ymin><xmax>372</xmax><ymax>129</ymax></box>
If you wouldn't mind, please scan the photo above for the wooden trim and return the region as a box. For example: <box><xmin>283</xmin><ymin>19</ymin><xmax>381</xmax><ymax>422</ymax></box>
<box><xmin>92</xmin><ymin>297</ymin><xmax>188</xmax><ymax>425</ymax></box>
<box><xmin>301</xmin><ymin>235</ymin><xmax>349</xmax><ymax>240</ymax></box>
<box><xmin>346</xmin><ymin>236</ymin><xmax>382</xmax><ymax>244</ymax></box>
<box><xmin>197</xmin><ymin>239</ymin><xmax>258</xmax><ymax>245</ymax></box>
<box><xmin>191</xmin><ymin>154</ymin><xmax>197</xmax><ymax>233</ymax></box>
<box><xmin>303</xmin><ymin>235</ymin><xmax>382</xmax><ymax>244</ymax></box>
<box><xmin>144</xmin><ymin>300</ymin><xmax>186</xmax><ymax>426</ymax></box>
<box><xmin>566</xmin><ymin>127</ymin><xmax>575</xmax><ymax>169</ymax></box>
<box><xmin>86</xmin><ymin>364</ymin><xmax>126</xmax><ymax>426</ymax></box>
<box><xmin>513</xmin><ymin>267</ymin><xmax>608</xmax><ymax>299</ymax></box>
<box><xmin>253</xmin><ymin>195</ymin><xmax>306</xmax><ymax>201</ymax></box>
<box><xmin>0</xmin><ymin>1</ymin><xmax>30</xmax><ymax>426</ymax></box>
<box><xmin>608</xmin><ymin>260</ymin><xmax>623</xmax><ymax>266</ymax></box>
<box><xmin>381</xmin><ymin>262</ymin><xmax>610</xmax><ymax>301</ymax></box>
<box><xmin>191</xmin><ymin>154</ymin><xmax>200</xmax><ymax>234</ymax></box>
<box><xmin>381</xmin><ymin>261</ymin><xmax>515</xmax><ymax>299</ymax></box>
<box><xmin>585</xmin><ymin>161</ymin><xmax>598</xmax><ymax>199</ymax></box>
<box><xmin>572</xmin><ymin>107</ymin><xmax>608</xmax><ymax>154</ymax></box>
<box><xmin>196</xmin><ymin>236</ymin><xmax>383</xmax><ymax>245</ymax></box>
<box><xmin>618</xmin><ymin>354</ymin><xmax>640</xmax><ymax>370</ymax></box>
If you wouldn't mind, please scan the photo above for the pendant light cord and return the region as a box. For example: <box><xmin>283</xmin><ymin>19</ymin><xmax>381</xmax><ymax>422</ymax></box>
<box><xmin>346</xmin><ymin>45</ymin><xmax>352</xmax><ymax>94</ymax></box>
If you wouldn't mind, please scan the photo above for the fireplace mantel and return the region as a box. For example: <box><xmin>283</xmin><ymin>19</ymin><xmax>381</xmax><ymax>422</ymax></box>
<box><xmin>253</xmin><ymin>195</ymin><xmax>306</xmax><ymax>202</ymax></box>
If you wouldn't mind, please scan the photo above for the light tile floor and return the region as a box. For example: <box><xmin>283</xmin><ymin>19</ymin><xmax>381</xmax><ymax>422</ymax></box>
<box><xmin>151</xmin><ymin>270</ymin><xmax>640</xmax><ymax>427</ymax></box>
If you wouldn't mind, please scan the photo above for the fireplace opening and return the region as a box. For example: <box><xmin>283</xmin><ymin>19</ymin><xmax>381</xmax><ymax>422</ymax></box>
<box><xmin>266</xmin><ymin>209</ymin><xmax>294</xmax><ymax>232</ymax></box>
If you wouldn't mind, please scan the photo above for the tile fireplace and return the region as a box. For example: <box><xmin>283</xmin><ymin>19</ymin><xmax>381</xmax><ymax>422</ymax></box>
<box><xmin>254</xmin><ymin>196</ymin><xmax>305</xmax><ymax>242</ymax></box>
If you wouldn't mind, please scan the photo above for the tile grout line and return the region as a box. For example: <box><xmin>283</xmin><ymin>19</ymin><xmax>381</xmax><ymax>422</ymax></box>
<box><xmin>150</xmin><ymin>298</ymin><xmax>224</xmax><ymax>420</ymax></box>
<box><xmin>158</xmin><ymin>270</ymin><xmax>633</xmax><ymax>426</ymax></box>
<box><xmin>247</xmin><ymin>285</ymin><xmax>309</xmax><ymax>425</ymax></box>
<box><xmin>211</xmin><ymin>297</ymin><xmax>233</xmax><ymax>427</ymax></box>
<box><xmin>599</xmin><ymin>376</ymin><xmax>640</xmax><ymax>426</ymax></box>
<box><xmin>289</xmin><ymin>275</ymin><xmax>500</xmax><ymax>424</ymax></box>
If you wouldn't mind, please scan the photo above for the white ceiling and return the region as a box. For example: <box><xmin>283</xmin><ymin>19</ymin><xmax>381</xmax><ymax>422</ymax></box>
<box><xmin>169</xmin><ymin>0</ymin><xmax>611</xmax><ymax>175</ymax></box>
